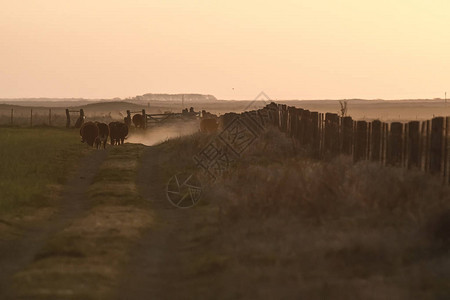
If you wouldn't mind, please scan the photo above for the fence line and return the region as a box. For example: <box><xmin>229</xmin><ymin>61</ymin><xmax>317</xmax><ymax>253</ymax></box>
<box><xmin>3</xmin><ymin>108</ymin><xmax>59</xmax><ymax>127</ymax></box>
<box><xmin>226</xmin><ymin>103</ymin><xmax>450</xmax><ymax>184</ymax></box>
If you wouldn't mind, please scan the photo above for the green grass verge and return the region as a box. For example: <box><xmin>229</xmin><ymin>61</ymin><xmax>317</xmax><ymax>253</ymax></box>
<box><xmin>0</xmin><ymin>127</ymin><xmax>87</xmax><ymax>213</ymax></box>
<box><xmin>88</xmin><ymin>144</ymin><xmax>147</xmax><ymax>207</ymax></box>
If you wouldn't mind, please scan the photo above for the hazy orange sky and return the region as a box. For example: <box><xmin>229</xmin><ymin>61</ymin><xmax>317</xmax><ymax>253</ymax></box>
<box><xmin>1</xmin><ymin>1</ymin><xmax>449</xmax><ymax>100</ymax></box>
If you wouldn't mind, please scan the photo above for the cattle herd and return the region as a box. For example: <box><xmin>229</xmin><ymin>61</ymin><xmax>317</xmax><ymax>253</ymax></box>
<box><xmin>79</xmin><ymin>110</ymin><xmax>222</xmax><ymax>148</ymax></box>
<box><xmin>80</xmin><ymin>121</ymin><xmax>128</xmax><ymax>149</ymax></box>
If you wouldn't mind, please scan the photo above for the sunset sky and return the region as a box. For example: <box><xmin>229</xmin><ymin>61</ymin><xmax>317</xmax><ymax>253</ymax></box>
<box><xmin>1</xmin><ymin>1</ymin><xmax>449</xmax><ymax>100</ymax></box>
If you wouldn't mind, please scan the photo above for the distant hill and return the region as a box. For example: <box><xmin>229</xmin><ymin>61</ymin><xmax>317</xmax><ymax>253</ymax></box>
<box><xmin>136</xmin><ymin>93</ymin><xmax>217</xmax><ymax>102</ymax></box>
<box><xmin>0</xmin><ymin>103</ymin><xmax>25</xmax><ymax>109</ymax></box>
<box><xmin>76</xmin><ymin>101</ymin><xmax>145</xmax><ymax>111</ymax></box>
<box><xmin>0</xmin><ymin>99</ymin><xmax>100</xmax><ymax>107</ymax></box>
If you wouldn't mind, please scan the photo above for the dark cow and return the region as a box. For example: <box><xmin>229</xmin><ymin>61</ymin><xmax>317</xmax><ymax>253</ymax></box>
<box><xmin>109</xmin><ymin>122</ymin><xmax>129</xmax><ymax>145</ymax></box>
<box><xmin>80</xmin><ymin>122</ymin><xmax>99</xmax><ymax>147</ymax></box>
<box><xmin>200</xmin><ymin>118</ymin><xmax>218</xmax><ymax>133</ymax></box>
<box><xmin>94</xmin><ymin>122</ymin><xmax>109</xmax><ymax>149</ymax></box>
<box><xmin>132</xmin><ymin>114</ymin><xmax>145</xmax><ymax>128</ymax></box>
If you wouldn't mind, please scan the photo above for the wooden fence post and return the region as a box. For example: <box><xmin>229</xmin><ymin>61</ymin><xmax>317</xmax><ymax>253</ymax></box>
<box><xmin>402</xmin><ymin>123</ymin><xmax>408</xmax><ymax>168</ymax></box>
<box><xmin>311</xmin><ymin>112</ymin><xmax>319</xmax><ymax>156</ymax></box>
<box><xmin>142</xmin><ymin>109</ymin><xmax>146</xmax><ymax>129</ymax></box>
<box><xmin>66</xmin><ymin>109</ymin><xmax>70</xmax><ymax>128</ymax></box>
<box><xmin>367</xmin><ymin>122</ymin><xmax>372</xmax><ymax>159</ymax></box>
<box><xmin>49</xmin><ymin>109</ymin><xmax>52</xmax><ymax>126</ymax></box>
<box><xmin>30</xmin><ymin>109</ymin><xmax>33</xmax><ymax>127</ymax></box>
<box><xmin>272</xmin><ymin>105</ymin><xmax>278</xmax><ymax>127</ymax></box>
<box><xmin>281</xmin><ymin>105</ymin><xmax>287</xmax><ymax>132</ymax></box>
<box><xmin>342</xmin><ymin>116</ymin><xmax>353</xmax><ymax>155</ymax></box>
<box><xmin>354</xmin><ymin>121</ymin><xmax>368</xmax><ymax>162</ymax></box>
<box><xmin>296</xmin><ymin>109</ymin><xmax>304</xmax><ymax>143</ymax></box>
<box><xmin>275</xmin><ymin>106</ymin><xmax>279</xmax><ymax>127</ymax></box>
<box><xmin>430</xmin><ymin>117</ymin><xmax>444</xmax><ymax>174</ymax></box>
<box><xmin>407</xmin><ymin>121</ymin><xmax>420</xmax><ymax>169</ymax></box>
<box><xmin>270</xmin><ymin>106</ymin><xmax>275</xmax><ymax>127</ymax></box>
<box><xmin>443</xmin><ymin>117</ymin><xmax>449</xmax><ymax>183</ymax></box>
<box><xmin>294</xmin><ymin>108</ymin><xmax>302</xmax><ymax>142</ymax></box>
<box><xmin>425</xmin><ymin>120</ymin><xmax>431</xmax><ymax>172</ymax></box>
<box><xmin>319</xmin><ymin>113</ymin><xmax>324</xmax><ymax>158</ymax></box>
<box><xmin>383</xmin><ymin>122</ymin><xmax>389</xmax><ymax>165</ymax></box>
<box><xmin>10</xmin><ymin>109</ymin><xmax>13</xmax><ymax>126</ymax></box>
<box><xmin>387</xmin><ymin>122</ymin><xmax>403</xmax><ymax>166</ymax></box>
<box><xmin>292</xmin><ymin>107</ymin><xmax>298</xmax><ymax>137</ymax></box>
<box><xmin>277</xmin><ymin>104</ymin><xmax>283</xmax><ymax>130</ymax></box>
<box><xmin>324</xmin><ymin>112</ymin><xmax>332</xmax><ymax>153</ymax></box>
<box><xmin>324</xmin><ymin>113</ymin><xmax>339</xmax><ymax>155</ymax></box>
<box><xmin>277</xmin><ymin>105</ymin><xmax>282</xmax><ymax>131</ymax></box>
<box><xmin>287</xmin><ymin>107</ymin><xmax>296</xmax><ymax>137</ymax></box>
<box><xmin>420</xmin><ymin>121</ymin><xmax>426</xmax><ymax>171</ymax></box>
<box><xmin>370</xmin><ymin>120</ymin><xmax>382</xmax><ymax>161</ymax></box>
<box><xmin>380</xmin><ymin>123</ymin><xmax>385</xmax><ymax>164</ymax></box>
<box><xmin>302</xmin><ymin>110</ymin><xmax>311</xmax><ymax>146</ymax></box>
<box><xmin>286</xmin><ymin>108</ymin><xmax>291</xmax><ymax>136</ymax></box>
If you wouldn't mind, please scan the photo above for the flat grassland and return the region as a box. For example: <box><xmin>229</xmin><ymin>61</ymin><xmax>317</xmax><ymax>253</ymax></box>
<box><xmin>0</xmin><ymin>113</ymin><xmax>449</xmax><ymax>299</ymax></box>
<box><xmin>0</xmin><ymin>127</ymin><xmax>86</xmax><ymax>214</ymax></box>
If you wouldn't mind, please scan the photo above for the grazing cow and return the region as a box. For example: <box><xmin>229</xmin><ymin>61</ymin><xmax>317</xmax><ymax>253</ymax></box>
<box><xmin>132</xmin><ymin>114</ymin><xmax>145</xmax><ymax>128</ymax></box>
<box><xmin>200</xmin><ymin>118</ymin><xmax>219</xmax><ymax>133</ymax></box>
<box><xmin>109</xmin><ymin>122</ymin><xmax>129</xmax><ymax>145</ymax></box>
<box><xmin>94</xmin><ymin>122</ymin><xmax>109</xmax><ymax>149</ymax></box>
<box><xmin>80</xmin><ymin>122</ymin><xmax>99</xmax><ymax>147</ymax></box>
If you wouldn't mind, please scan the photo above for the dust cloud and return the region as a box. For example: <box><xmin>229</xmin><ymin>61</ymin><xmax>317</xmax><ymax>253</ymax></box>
<box><xmin>125</xmin><ymin>120</ymin><xmax>200</xmax><ymax>146</ymax></box>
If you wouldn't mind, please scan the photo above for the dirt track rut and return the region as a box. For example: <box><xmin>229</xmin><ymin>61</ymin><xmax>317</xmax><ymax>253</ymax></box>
<box><xmin>117</xmin><ymin>146</ymin><xmax>222</xmax><ymax>300</ymax></box>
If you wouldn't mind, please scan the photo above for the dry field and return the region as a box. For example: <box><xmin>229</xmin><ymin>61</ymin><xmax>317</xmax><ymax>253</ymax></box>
<box><xmin>0</xmin><ymin>101</ymin><xmax>449</xmax><ymax>299</ymax></box>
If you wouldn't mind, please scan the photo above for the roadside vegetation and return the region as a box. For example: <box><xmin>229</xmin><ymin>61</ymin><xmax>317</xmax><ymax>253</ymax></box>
<box><xmin>153</xmin><ymin>126</ymin><xmax>450</xmax><ymax>299</ymax></box>
<box><xmin>0</xmin><ymin>127</ymin><xmax>87</xmax><ymax>214</ymax></box>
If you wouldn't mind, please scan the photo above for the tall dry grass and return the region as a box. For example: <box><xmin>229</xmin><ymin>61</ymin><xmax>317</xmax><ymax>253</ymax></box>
<box><xmin>121</xmin><ymin>122</ymin><xmax>450</xmax><ymax>299</ymax></box>
<box><xmin>200</xmin><ymin>126</ymin><xmax>450</xmax><ymax>299</ymax></box>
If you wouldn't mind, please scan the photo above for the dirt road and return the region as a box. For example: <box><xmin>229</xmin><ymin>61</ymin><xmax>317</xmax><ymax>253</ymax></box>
<box><xmin>0</xmin><ymin>138</ymin><xmax>223</xmax><ymax>299</ymax></box>
<box><xmin>117</xmin><ymin>146</ymin><xmax>223</xmax><ymax>300</ymax></box>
